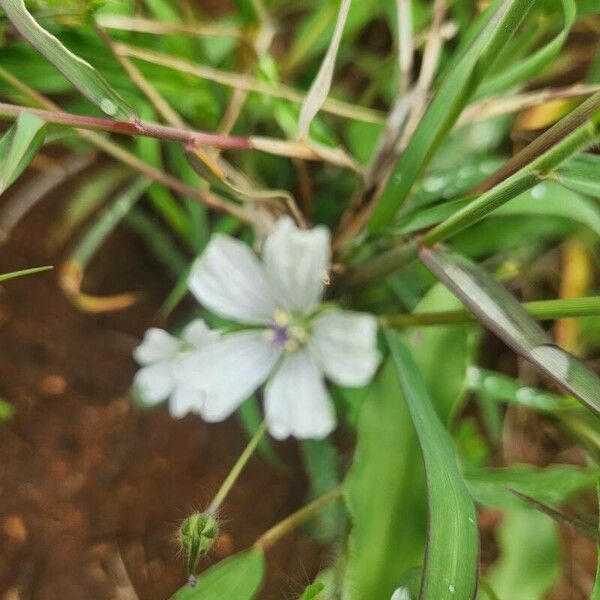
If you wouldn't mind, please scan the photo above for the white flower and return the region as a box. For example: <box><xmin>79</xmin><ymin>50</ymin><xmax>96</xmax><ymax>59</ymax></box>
<box><xmin>178</xmin><ymin>216</ymin><xmax>381</xmax><ymax>440</ymax></box>
<box><xmin>133</xmin><ymin>319</ymin><xmax>219</xmax><ymax>418</ymax></box>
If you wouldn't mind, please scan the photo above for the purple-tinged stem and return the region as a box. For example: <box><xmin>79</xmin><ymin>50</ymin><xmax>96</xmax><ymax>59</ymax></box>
<box><xmin>0</xmin><ymin>101</ymin><xmax>252</xmax><ymax>150</ymax></box>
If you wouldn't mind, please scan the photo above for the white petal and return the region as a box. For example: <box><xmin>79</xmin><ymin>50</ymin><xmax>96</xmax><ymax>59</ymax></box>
<box><xmin>263</xmin><ymin>216</ymin><xmax>331</xmax><ymax>313</ymax></box>
<box><xmin>310</xmin><ymin>310</ymin><xmax>381</xmax><ymax>387</ymax></box>
<box><xmin>176</xmin><ymin>331</ymin><xmax>280</xmax><ymax>422</ymax></box>
<box><xmin>264</xmin><ymin>349</ymin><xmax>336</xmax><ymax>440</ymax></box>
<box><xmin>181</xmin><ymin>318</ymin><xmax>220</xmax><ymax>348</ymax></box>
<box><xmin>169</xmin><ymin>384</ymin><xmax>206</xmax><ymax>419</ymax></box>
<box><xmin>134</xmin><ymin>328</ymin><xmax>178</xmax><ymax>365</ymax></box>
<box><xmin>133</xmin><ymin>362</ymin><xmax>175</xmax><ymax>405</ymax></box>
<box><xmin>188</xmin><ymin>234</ymin><xmax>278</xmax><ymax>324</ymax></box>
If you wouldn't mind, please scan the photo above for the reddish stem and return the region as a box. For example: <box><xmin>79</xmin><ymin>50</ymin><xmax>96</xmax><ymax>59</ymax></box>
<box><xmin>0</xmin><ymin>101</ymin><xmax>252</xmax><ymax>150</ymax></box>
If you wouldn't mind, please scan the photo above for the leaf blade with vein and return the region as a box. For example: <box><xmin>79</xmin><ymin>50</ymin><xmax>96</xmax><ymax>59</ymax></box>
<box><xmin>386</xmin><ymin>331</ymin><xmax>479</xmax><ymax>600</ymax></box>
<box><xmin>0</xmin><ymin>0</ymin><xmax>136</xmax><ymax>120</ymax></box>
<box><xmin>0</xmin><ymin>112</ymin><xmax>46</xmax><ymax>195</ymax></box>
<box><xmin>420</xmin><ymin>244</ymin><xmax>600</xmax><ymax>416</ymax></box>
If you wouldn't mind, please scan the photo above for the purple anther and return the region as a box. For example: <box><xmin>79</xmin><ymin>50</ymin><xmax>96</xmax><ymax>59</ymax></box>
<box><xmin>271</xmin><ymin>324</ymin><xmax>289</xmax><ymax>348</ymax></box>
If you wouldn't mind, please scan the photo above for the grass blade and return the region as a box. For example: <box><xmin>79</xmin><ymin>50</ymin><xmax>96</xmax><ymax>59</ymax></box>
<box><xmin>0</xmin><ymin>112</ymin><xmax>46</xmax><ymax>195</ymax></box>
<box><xmin>368</xmin><ymin>0</ymin><xmax>533</xmax><ymax>232</ymax></box>
<box><xmin>0</xmin><ymin>0</ymin><xmax>136</xmax><ymax>120</ymax></box>
<box><xmin>466</xmin><ymin>464</ymin><xmax>599</xmax><ymax>508</ymax></box>
<box><xmin>477</xmin><ymin>0</ymin><xmax>576</xmax><ymax>97</ymax></box>
<box><xmin>343</xmin><ymin>361</ymin><xmax>427</xmax><ymax>600</ymax></box>
<box><xmin>297</xmin><ymin>0</ymin><xmax>352</xmax><ymax>139</ymax></box>
<box><xmin>60</xmin><ymin>177</ymin><xmax>149</xmax><ymax>312</ymax></box>
<box><xmin>420</xmin><ymin>244</ymin><xmax>600</xmax><ymax>416</ymax></box>
<box><xmin>0</xmin><ymin>265</ymin><xmax>53</xmax><ymax>282</ymax></box>
<box><xmin>386</xmin><ymin>331</ymin><xmax>479</xmax><ymax>600</ymax></box>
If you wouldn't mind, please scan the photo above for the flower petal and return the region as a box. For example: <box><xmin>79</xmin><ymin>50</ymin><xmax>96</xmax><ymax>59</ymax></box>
<box><xmin>177</xmin><ymin>331</ymin><xmax>280</xmax><ymax>422</ymax></box>
<box><xmin>133</xmin><ymin>362</ymin><xmax>175</xmax><ymax>405</ymax></box>
<box><xmin>181</xmin><ymin>318</ymin><xmax>220</xmax><ymax>348</ymax></box>
<box><xmin>310</xmin><ymin>310</ymin><xmax>381</xmax><ymax>387</ymax></box>
<box><xmin>263</xmin><ymin>216</ymin><xmax>331</xmax><ymax>313</ymax></box>
<box><xmin>188</xmin><ymin>234</ymin><xmax>278</xmax><ymax>324</ymax></box>
<box><xmin>264</xmin><ymin>349</ymin><xmax>336</xmax><ymax>440</ymax></box>
<box><xmin>169</xmin><ymin>384</ymin><xmax>206</xmax><ymax>419</ymax></box>
<box><xmin>134</xmin><ymin>328</ymin><xmax>178</xmax><ymax>365</ymax></box>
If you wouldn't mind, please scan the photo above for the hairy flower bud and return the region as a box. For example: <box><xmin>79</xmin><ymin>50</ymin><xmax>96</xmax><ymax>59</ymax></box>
<box><xmin>179</xmin><ymin>512</ymin><xmax>218</xmax><ymax>584</ymax></box>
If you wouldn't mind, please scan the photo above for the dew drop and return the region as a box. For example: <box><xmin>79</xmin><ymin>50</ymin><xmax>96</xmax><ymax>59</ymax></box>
<box><xmin>531</xmin><ymin>183</ymin><xmax>547</xmax><ymax>200</ymax></box>
<box><xmin>422</xmin><ymin>176</ymin><xmax>446</xmax><ymax>193</ymax></box>
<box><xmin>100</xmin><ymin>98</ymin><xmax>118</xmax><ymax>116</ymax></box>
<box><xmin>515</xmin><ymin>387</ymin><xmax>537</xmax><ymax>403</ymax></box>
<box><xmin>466</xmin><ymin>366</ymin><xmax>481</xmax><ymax>386</ymax></box>
<box><xmin>449</xmin><ymin>584</ymin><xmax>456</xmax><ymax>594</ymax></box>
<box><xmin>391</xmin><ymin>588</ymin><xmax>411</xmax><ymax>600</ymax></box>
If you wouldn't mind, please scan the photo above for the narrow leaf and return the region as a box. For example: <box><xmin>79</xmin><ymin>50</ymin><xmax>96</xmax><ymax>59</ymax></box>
<box><xmin>0</xmin><ymin>112</ymin><xmax>46</xmax><ymax>195</ymax></box>
<box><xmin>297</xmin><ymin>0</ymin><xmax>352</xmax><ymax>139</ymax></box>
<box><xmin>0</xmin><ymin>0</ymin><xmax>136</xmax><ymax>120</ymax></box>
<box><xmin>170</xmin><ymin>548</ymin><xmax>264</xmax><ymax>600</ymax></box>
<box><xmin>420</xmin><ymin>244</ymin><xmax>600</xmax><ymax>416</ymax></box>
<box><xmin>60</xmin><ymin>177</ymin><xmax>149</xmax><ymax>312</ymax></box>
<box><xmin>509</xmin><ymin>489</ymin><xmax>600</xmax><ymax>541</ymax></box>
<box><xmin>400</xmin><ymin>182</ymin><xmax>600</xmax><ymax>239</ymax></box>
<box><xmin>478</xmin><ymin>0</ymin><xmax>576</xmax><ymax>97</ymax></box>
<box><xmin>0</xmin><ymin>265</ymin><xmax>52</xmax><ymax>282</ymax></box>
<box><xmin>343</xmin><ymin>361</ymin><xmax>427</xmax><ymax>600</ymax></box>
<box><xmin>386</xmin><ymin>331</ymin><xmax>479</xmax><ymax>600</ymax></box>
<box><xmin>466</xmin><ymin>464</ymin><xmax>600</xmax><ymax>508</ymax></box>
<box><xmin>369</xmin><ymin>0</ymin><xmax>534</xmax><ymax>231</ymax></box>
<box><xmin>405</xmin><ymin>283</ymin><xmax>476</xmax><ymax>424</ymax></box>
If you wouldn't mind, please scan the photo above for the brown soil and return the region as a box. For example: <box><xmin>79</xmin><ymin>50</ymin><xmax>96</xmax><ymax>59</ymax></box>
<box><xmin>0</xmin><ymin>188</ymin><xmax>326</xmax><ymax>600</ymax></box>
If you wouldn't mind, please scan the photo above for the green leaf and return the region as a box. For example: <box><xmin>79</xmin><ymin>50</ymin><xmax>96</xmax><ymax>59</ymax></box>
<box><xmin>466</xmin><ymin>464</ymin><xmax>600</xmax><ymax>508</ymax></box>
<box><xmin>405</xmin><ymin>284</ymin><xmax>476</xmax><ymax>424</ymax></box>
<box><xmin>0</xmin><ymin>0</ymin><xmax>136</xmax><ymax>120</ymax></box>
<box><xmin>170</xmin><ymin>549</ymin><xmax>264</xmax><ymax>600</ymax></box>
<box><xmin>401</xmin><ymin>182</ymin><xmax>600</xmax><ymax>239</ymax></box>
<box><xmin>0</xmin><ymin>112</ymin><xmax>46</xmax><ymax>195</ymax></box>
<box><xmin>343</xmin><ymin>361</ymin><xmax>426</xmax><ymax>600</ymax></box>
<box><xmin>420</xmin><ymin>244</ymin><xmax>600</xmax><ymax>416</ymax></box>
<box><xmin>486</xmin><ymin>507</ymin><xmax>559</xmax><ymax>600</ymax></box>
<box><xmin>386</xmin><ymin>332</ymin><xmax>479</xmax><ymax>600</ymax></box>
<box><xmin>0</xmin><ymin>265</ymin><xmax>53</xmax><ymax>282</ymax></box>
<box><xmin>466</xmin><ymin>367</ymin><xmax>579</xmax><ymax>413</ymax></box>
<box><xmin>557</xmin><ymin>153</ymin><xmax>600</xmax><ymax>198</ymax></box>
<box><xmin>477</xmin><ymin>0</ymin><xmax>576</xmax><ymax>97</ymax></box>
<box><xmin>369</xmin><ymin>0</ymin><xmax>534</xmax><ymax>231</ymax></box>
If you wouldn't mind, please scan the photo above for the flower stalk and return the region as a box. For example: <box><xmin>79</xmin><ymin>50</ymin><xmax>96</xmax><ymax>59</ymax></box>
<box><xmin>207</xmin><ymin>421</ymin><xmax>268</xmax><ymax>514</ymax></box>
<box><xmin>253</xmin><ymin>485</ymin><xmax>343</xmax><ymax>551</ymax></box>
<box><xmin>383</xmin><ymin>296</ymin><xmax>600</xmax><ymax>328</ymax></box>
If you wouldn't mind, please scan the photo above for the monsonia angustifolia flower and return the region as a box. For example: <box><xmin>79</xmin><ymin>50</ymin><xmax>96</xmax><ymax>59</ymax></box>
<box><xmin>178</xmin><ymin>216</ymin><xmax>381</xmax><ymax>439</ymax></box>
<box><xmin>133</xmin><ymin>319</ymin><xmax>219</xmax><ymax>418</ymax></box>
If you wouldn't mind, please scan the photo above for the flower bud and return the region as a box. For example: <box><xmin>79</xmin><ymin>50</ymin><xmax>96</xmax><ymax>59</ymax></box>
<box><xmin>179</xmin><ymin>512</ymin><xmax>218</xmax><ymax>584</ymax></box>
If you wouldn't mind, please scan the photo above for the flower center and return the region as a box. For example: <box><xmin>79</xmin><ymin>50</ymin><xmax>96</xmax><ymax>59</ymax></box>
<box><xmin>266</xmin><ymin>310</ymin><xmax>309</xmax><ymax>353</ymax></box>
